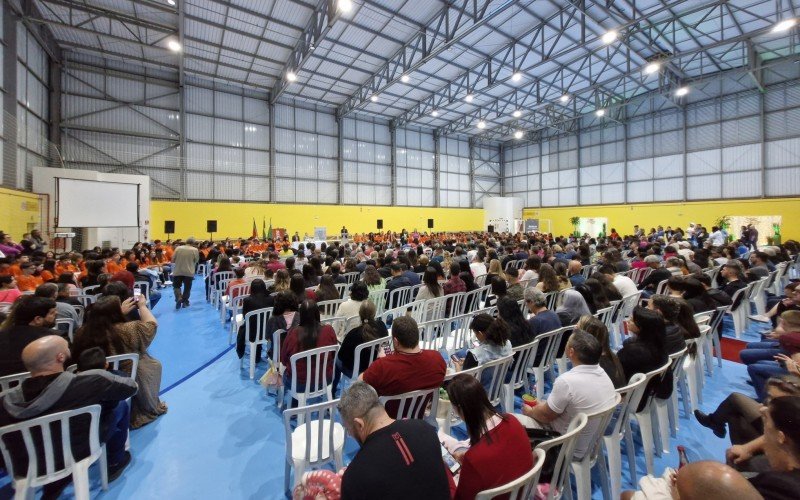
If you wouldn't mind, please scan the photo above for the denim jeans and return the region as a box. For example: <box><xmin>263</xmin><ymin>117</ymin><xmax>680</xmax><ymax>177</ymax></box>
<box><xmin>103</xmin><ymin>400</ymin><xmax>131</xmax><ymax>466</ymax></box>
<box><xmin>748</xmin><ymin>361</ymin><xmax>787</xmax><ymax>401</ymax></box>
<box><xmin>740</xmin><ymin>341</ymin><xmax>782</xmax><ymax>365</ymax></box>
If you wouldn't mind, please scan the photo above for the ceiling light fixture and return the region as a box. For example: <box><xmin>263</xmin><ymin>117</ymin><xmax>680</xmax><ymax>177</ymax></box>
<box><xmin>400</xmin><ymin>74</ymin><xmax>410</xmax><ymax>83</ymax></box>
<box><xmin>513</xmin><ymin>110</ymin><xmax>522</xmax><ymax>118</ymax></box>
<box><xmin>596</xmin><ymin>109</ymin><xmax>606</xmax><ymax>117</ymax></box>
<box><xmin>166</xmin><ymin>0</ymin><xmax>176</xmax><ymax>5</ymax></box>
<box><xmin>773</xmin><ymin>18</ymin><xmax>797</xmax><ymax>33</ymax></box>
<box><xmin>514</xmin><ymin>130</ymin><xmax>524</xmax><ymax>139</ymax></box>
<box><xmin>370</xmin><ymin>94</ymin><xmax>378</xmax><ymax>102</ymax></box>
<box><xmin>644</xmin><ymin>62</ymin><xmax>660</xmax><ymax>75</ymax></box>
<box><xmin>338</xmin><ymin>0</ymin><xmax>354</xmax><ymax>13</ymax></box>
<box><xmin>286</xmin><ymin>71</ymin><xmax>297</xmax><ymax>82</ymax></box>
<box><xmin>431</xmin><ymin>110</ymin><xmax>439</xmax><ymax>117</ymax></box>
<box><xmin>167</xmin><ymin>39</ymin><xmax>182</xmax><ymax>52</ymax></box>
<box><xmin>511</xmin><ymin>72</ymin><xmax>523</xmax><ymax>82</ymax></box>
<box><xmin>560</xmin><ymin>94</ymin><xmax>570</xmax><ymax>103</ymax></box>
<box><xmin>477</xmin><ymin>120</ymin><xmax>486</xmax><ymax>129</ymax></box>
<box><xmin>602</xmin><ymin>30</ymin><xmax>618</xmax><ymax>44</ymax></box>
<box><xmin>675</xmin><ymin>86</ymin><xmax>690</xmax><ymax>97</ymax></box>
<box><xmin>465</xmin><ymin>93</ymin><xmax>474</xmax><ymax>103</ymax></box>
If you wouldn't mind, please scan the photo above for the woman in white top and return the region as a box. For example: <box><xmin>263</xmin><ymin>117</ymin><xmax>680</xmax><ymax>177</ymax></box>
<box><xmin>415</xmin><ymin>268</ymin><xmax>443</xmax><ymax>321</ymax></box>
<box><xmin>335</xmin><ymin>282</ymin><xmax>370</xmax><ymax>341</ymax></box>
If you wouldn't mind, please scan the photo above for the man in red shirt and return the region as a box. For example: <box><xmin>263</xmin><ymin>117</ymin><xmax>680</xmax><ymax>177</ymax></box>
<box><xmin>360</xmin><ymin>315</ymin><xmax>446</xmax><ymax>418</ymax></box>
<box><xmin>265</xmin><ymin>253</ymin><xmax>285</xmax><ymax>274</ymax></box>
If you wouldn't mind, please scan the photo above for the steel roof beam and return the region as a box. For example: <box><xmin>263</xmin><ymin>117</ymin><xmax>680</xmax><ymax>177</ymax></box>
<box><xmin>336</xmin><ymin>0</ymin><xmax>519</xmax><ymax>118</ymax></box>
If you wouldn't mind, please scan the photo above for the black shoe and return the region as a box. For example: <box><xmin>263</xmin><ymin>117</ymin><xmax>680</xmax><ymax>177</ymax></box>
<box><xmin>175</xmin><ymin>301</ymin><xmax>182</xmax><ymax>310</ymax></box>
<box><xmin>182</xmin><ymin>300</ymin><xmax>190</xmax><ymax>308</ymax></box>
<box><xmin>108</xmin><ymin>451</ymin><xmax>132</xmax><ymax>482</ymax></box>
<box><xmin>694</xmin><ymin>410</ymin><xmax>726</xmax><ymax>438</ymax></box>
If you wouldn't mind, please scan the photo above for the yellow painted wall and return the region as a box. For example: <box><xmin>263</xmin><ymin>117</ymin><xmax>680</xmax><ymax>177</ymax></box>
<box><xmin>524</xmin><ymin>198</ymin><xmax>800</xmax><ymax>240</ymax></box>
<box><xmin>150</xmin><ymin>201</ymin><xmax>484</xmax><ymax>240</ymax></box>
<box><xmin>0</xmin><ymin>187</ymin><xmax>44</xmax><ymax>240</ymax></box>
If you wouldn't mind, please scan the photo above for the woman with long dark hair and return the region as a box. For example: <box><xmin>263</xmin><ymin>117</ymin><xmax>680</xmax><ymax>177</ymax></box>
<box><xmin>584</xmin><ymin>278</ymin><xmax>611</xmax><ymax>309</ymax></box>
<box><xmin>416</xmin><ymin>267</ymin><xmax>443</xmax><ymax>300</ymax></box>
<box><xmin>535</xmin><ymin>263</ymin><xmax>561</xmax><ymax>293</ymax></box>
<box><xmin>617</xmin><ymin>306</ymin><xmax>671</xmax><ymax>410</ymax></box>
<box><xmin>235</xmin><ymin>278</ymin><xmax>272</xmax><ymax>360</ymax></box>
<box><xmin>290</xmin><ymin>274</ymin><xmax>315</xmax><ymax>303</ymax></box>
<box><xmin>443</xmin><ymin>374</ymin><xmax>533</xmax><ymax>500</ymax></box>
<box><xmin>314</xmin><ymin>275</ymin><xmax>339</xmax><ymax>303</ymax></box>
<box><xmin>302</xmin><ymin>264</ymin><xmax>319</xmax><ymax>288</ymax></box>
<box><xmin>334</xmin><ymin>301</ymin><xmax>389</xmax><ymax>393</ymax></box>
<box><xmin>496</xmin><ymin>296</ymin><xmax>533</xmax><ymax>347</ymax></box>
<box><xmin>72</xmin><ymin>295</ymin><xmax>166</xmax><ymax>428</ymax></box>
<box><xmin>280</xmin><ymin>300</ymin><xmax>338</xmax><ymax>400</ymax></box>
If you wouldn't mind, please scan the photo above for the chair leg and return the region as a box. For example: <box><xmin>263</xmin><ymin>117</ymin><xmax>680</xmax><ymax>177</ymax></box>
<box><xmin>654</xmin><ymin>400</ymin><xmax>671</xmax><ymax>454</ymax></box>
<box><xmin>284</xmin><ymin>460</ymin><xmax>291</xmax><ymax>493</ymax></box>
<box><xmin>570</xmin><ymin>461</ymin><xmax>592</xmax><ymax>500</ymax></box>
<box><xmin>100</xmin><ymin>444</ymin><xmax>109</xmax><ymax>490</ymax></box>
<box><xmin>249</xmin><ymin>346</ymin><xmax>256</xmax><ymax>380</ymax></box>
<box><xmin>624</xmin><ymin>421</ymin><xmax>637</xmax><ymax>486</ymax></box>
<box><xmin>292</xmin><ymin>459</ymin><xmax>306</xmax><ymax>489</ymax></box>
<box><xmin>13</xmin><ymin>479</ymin><xmax>33</xmax><ymax>500</ymax></box>
<box><xmin>534</xmin><ymin>368</ymin><xmax>545</xmax><ymax>399</ymax></box>
<box><xmin>597</xmin><ymin>448</ymin><xmax>611</xmax><ymax>500</ymax></box>
<box><xmin>72</xmin><ymin>462</ymin><xmax>91</xmax><ymax>500</ymax></box>
<box><xmin>603</xmin><ymin>435</ymin><xmax>622</xmax><ymax>500</ymax></box>
<box><xmin>635</xmin><ymin>411</ymin><xmax>656</xmax><ymax>476</ymax></box>
<box><xmin>685</xmin><ymin>367</ymin><xmax>699</xmax><ymax>414</ymax></box>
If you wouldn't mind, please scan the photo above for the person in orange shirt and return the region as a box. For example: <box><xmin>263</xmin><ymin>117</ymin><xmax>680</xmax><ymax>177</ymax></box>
<box><xmin>225</xmin><ymin>268</ymin><xmax>247</xmax><ymax>300</ymax></box>
<box><xmin>55</xmin><ymin>255</ymin><xmax>78</xmax><ymax>277</ymax></box>
<box><xmin>40</xmin><ymin>259</ymin><xmax>57</xmax><ymax>283</ymax></box>
<box><xmin>15</xmin><ymin>262</ymin><xmax>43</xmax><ymax>292</ymax></box>
<box><xmin>106</xmin><ymin>253</ymin><xmax>124</xmax><ymax>274</ymax></box>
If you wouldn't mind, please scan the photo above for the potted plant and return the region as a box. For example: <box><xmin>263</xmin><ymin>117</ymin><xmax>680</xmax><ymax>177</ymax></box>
<box><xmin>714</xmin><ymin>215</ymin><xmax>732</xmax><ymax>242</ymax></box>
<box><xmin>569</xmin><ymin>216</ymin><xmax>580</xmax><ymax>237</ymax></box>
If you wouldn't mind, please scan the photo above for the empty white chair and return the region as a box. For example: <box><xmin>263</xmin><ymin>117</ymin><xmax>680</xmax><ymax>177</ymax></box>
<box><xmin>0</xmin><ymin>404</ymin><xmax>108</xmax><ymax>500</ymax></box>
<box><xmin>475</xmin><ymin>448</ymin><xmax>546</xmax><ymax>500</ymax></box>
<box><xmin>526</xmin><ymin>327</ymin><xmax>565</xmax><ymax>397</ymax></box>
<box><xmin>570</xmin><ymin>394</ymin><xmax>621</xmax><ymax>500</ymax></box>
<box><xmin>220</xmin><ymin>281</ymin><xmax>250</xmax><ymax>324</ymax></box>
<box><xmin>282</xmin><ymin>399</ymin><xmax>345</xmax><ymax>491</ymax></box>
<box><xmin>602</xmin><ymin>373</ymin><xmax>648</xmax><ymax>500</ymax></box>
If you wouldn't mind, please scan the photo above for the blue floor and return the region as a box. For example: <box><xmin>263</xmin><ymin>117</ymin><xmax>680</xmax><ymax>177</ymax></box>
<box><xmin>0</xmin><ymin>278</ymin><xmax>769</xmax><ymax>499</ymax></box>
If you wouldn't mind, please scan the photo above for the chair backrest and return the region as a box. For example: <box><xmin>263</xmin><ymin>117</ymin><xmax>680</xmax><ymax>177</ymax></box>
<box><xmin>388</xmin><ymin>286</ymin><xmax>413</xmax><ymax>309</ymax></box>
<box><xmin>54</xmin><ymin>318</ymin><xmax>75</xmax><ymax>343</ymax></box>
<box><xmin>334</xmin><ymin>283</ymin><xmax>350</xmax><ymax>299</ymax></box>
<box><xmin>528</xmin><ymin>327</ymin><xmax>563</xmax><ymax>373</ymax></box>
<box><xmin>367</xmin><ymin>288</ymin><xmax>390</xmax><ymax>315</ymax></box>
<box><xmin>655</xmin><ymin>279</ymin><xmax>669</xmax><ymax>295</ymax></box>
<box><xmin>80</xmin><ymin>285</ymin><xmax>100</xmax><ymax>295</ymax></box>
<box><xmin>379</xmin><ymin>387</ymin><xmax>439</xmax><ymax>420</ymax></box>
<box><xmin>351</xmin><ymin>336</ymin><xmax>392</xmax><ymax>377</ymax></box>
<box><xmin>463</xmin><ymin>286</ymin><xmax>486</xmax><ymax>313</ymax></box>
<box><xmin>227</xmin><ymin>281</ymin><xmax>251</xmax><ymax>299</ymax></box>
<box><xmin>480</xmin><ymin>355</ymin><xmax>515</xmax><ymax>407</ymax></box>
<box><xmin>693</xmin><ymin>311</ymin><xmax>712</xmax><ymax>326</ymax></box>
<box><xmin>578</xmin><ymin>393</ymin><xmax>622</xmax><ymax>463</ymax></box>
<box><xmin>446</xmin><ymin>292</ymin><xmax>467</xmax><ymax>317</ymax></box>
<box><xmin>0</xmin><ymin>372</ymin><xmax>31</xmax><ymax>394</ymax></box>
<box><xmin>709</xmin><ymin>305</ymin><xmax>727</xmax><ymax>334</ymax></box>
<box><xmin>71</xmin><ymin>304</ymin><xmax>85</xmax><ymax>327</ymax></box>
<box><xmin>504</xmin><ymin>260</ymin><xmax>517</xmax><ymax>271</ymax></box>
<box><xmin>211</xmin><ymin>271</ymin><xmax>235</xmax><ymax>286</ymax></box>
<box><xmin>636</xmin><ymin>360</ymin><xmax>674</xmax><ymax>412</ymax></box>
<box><xmin>619</xmin><ymin>291</ymin><xmax>643</xmax><ymax>319</ymax></box>
<box><xmin>243</xmin><ymin>307</ymin><xmax>274</xmax><ymax>344</ymax></box>
<box><xmin>665</xmin><ymin>347</ymin><xmax>690</xmax><ymax>391</ymax></box>
<box><xmin>422</xmin><ymin>294</ymin><xmax>451</xmax><ymax>321</ymax></box>
<box><xmin>106</xmin><ymin>353</ymin><xmax>140</xmax><ymax>380</ymax></box>
<box><xmin>606</xmin><ymin>373</ymin><xmax>647</xmax><ymax>438</ymax></box>
<box><xmin>475</xmin><ymin>274</ymin><xmax>488</xmax><ymax>287</ymax></box>
<box><xmin>535</xmin><ymin>413</ymin><xmax>589</xmax><ymax>500</ymax></box>
<box><xmin>230</xmin><ymin>293</ymin><xmax>249</xmax><ymax>318</ymax></box>
<box><xmin>289</xmin><ymin>344</ymin><xmax>340</xmax><ymax>399</ymax></box>
<box><xmin>508</xmin><ymin>340</ymin><xmax>539</xmax><ymax>390</ymax></box>
<box><xmin>445</xmin><ymin>314</ymin><xmax>475</xmax><ymax>355</ymax></box>
<box><xmin>341</xmin><ymin>272</ymin><xmax>360</xmax><ymax>285</ymax></box>
<box><xmin>580</xmin><ymin>265</ymin><xmax>596</xmax><ymax>278</ymax></box>
<box><xmin>0</xmin><ymin>404</ymin><xmax>102</xmax><ymax>483</ymax></box>
<box><xmin>282</xmin><ymin>398</ymin><xmax>341</xmax><ymax>467</ymax></box>
<box><xmin>475</xmin><ymin>448</ymin><xmax>547</xmax><ymax>500</ymax></box>
<box><xmin>543</xmin><ymin>291</ymin><xmax>559</xmax><ymax>311</ymax></box>
<box><xmin>594</xmin><ymin>306</ymin><xmax>613</xmax><ymax>327</ymax></box>
<box><xmin>317</xmin><ymin>298</ymin><xmax>347</xmax><ymax>317</ymax></box>
<box><xmin>75</xmin><ymin>294</ymin><xmax>97</xmax><ymax>307</ymax></box>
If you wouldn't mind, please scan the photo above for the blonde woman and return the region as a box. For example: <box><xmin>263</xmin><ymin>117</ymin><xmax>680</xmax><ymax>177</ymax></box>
<box><xmin>244</xmin><ymin>259</ymin><xmax>267</xmax><ymax>277</ymax></box>
<box><xmin>486</xmin><ymin>259</ymin><xmax>505</xmax><ymax>283</ymax></box>
<box><xmin>271</xmin><ymin>269</ymin><xmax>291</xmax><ymax>293</ymax></box>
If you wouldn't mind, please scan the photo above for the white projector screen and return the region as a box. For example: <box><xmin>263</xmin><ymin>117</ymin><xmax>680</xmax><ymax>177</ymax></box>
<box><xmin>57</xmin><ymin>178</ymin><xmax>140</xmax><ymax>227</ymax></box>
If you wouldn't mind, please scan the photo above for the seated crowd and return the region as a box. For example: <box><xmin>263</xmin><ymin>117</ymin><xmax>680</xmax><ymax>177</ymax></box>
<box><xmin>0</xmin><ymin>222</ymin><xmax>799</xmax><ymax>498</ymax></box>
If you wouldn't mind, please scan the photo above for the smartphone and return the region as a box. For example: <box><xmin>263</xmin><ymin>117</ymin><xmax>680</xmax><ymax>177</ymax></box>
<box><xmin>133</xmin><ymin>287</ymin><xmax>142</xmax><ymax>299</ymax></box>
<box><xmin>441</xmin><ymin>443</ymin><xmax>461</xmax><ymax>474</ymax></box>
<box><xmin>450</xmin><ymin>354</ymin><xmax>461</xmax><ymax>363</ymax></box>
<box><xmin>382</xmin><ymin>344</ymin><xmax>392</xmax><ymax>356</ymax></box>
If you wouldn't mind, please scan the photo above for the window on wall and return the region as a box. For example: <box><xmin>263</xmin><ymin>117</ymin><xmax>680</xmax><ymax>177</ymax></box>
<box><xmin>341</xmin><ymin>116</ymin><xmax>392</xmax><ymax>206</ymax></box>
<box><xmin>439</xmin><ymin>137</ymin><xmax>470</xmax><ymax>208</ymax></box>
<box><xmin>472</xmin><ymin>143</ymin><xmax>501</xmax><ymax>208</ymax></box>
<box><xmin>396</xmin><ymin>127</ymin><xmax>435</xmax><ymax>207</ymax></box>
<box><xmin>16</xmin><ymin>24</ymin><xmax>49</xmax><ymax>190</ymax></box>
<box><xmin>274</xmin><ymin>102</ymin><xmax>338</xmax><ymax>204</ymax></box>
<box><xmin>184</xmin><ymin>85</ymin><xmax>270</xmax><ymax>201</ymax></box>
<box><xmin>503</xmin><ymin>143</ymin><xmax>540</xmax><ymax>207</ymax></box>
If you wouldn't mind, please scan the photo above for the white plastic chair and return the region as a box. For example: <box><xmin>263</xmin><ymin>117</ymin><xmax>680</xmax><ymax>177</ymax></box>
<box><xmin>602</xmin><ymin>373</ymin><xmax>648</xmax><ymax>500</ymax></box>
<box><xmin>525</xmin><ymin>327</ymin><xmax>565</xmax><ymax>397</ymax></box>
<box><xmin>502</xmin><ymin>340</ymin><xmax>539</xmax><ymax>413</ymax></box>
<box><xmin>282</xmin><ymin>398</ymin><xmax>344</xmax><ymax>491</ymax></box>
<box><xmin>570</xmin><ymin>394</ymin><xmax>621</xmax><ymax>500</ymax></box>
<box><xmin>54</xmin><ymin>318</ymin><xmax>75</xmax><ymax>343</ymax></box>
<box><xmin>630</xmin><ymin>360</ymin><xmax>672</xmax><ymax>476</ymax></box>
<box><xmin>367</xmin><ymin>288</ymin><xmax>390</xmax><ymax>315</ymax></box>
<box><xmin>227</xmin><ymin>293</ymin><xmax>249</xmax><ymax>344</ymax></box>
<box><xmin>338</xmin><ymin>336</ymin><xmax>392</xmax><ymax>392</ymax></box>
<box><xmin>475</xmin><ymin>448</ymin><xmax>546</xmax><ymax>500</ymax></box>
<box><xmin>334</xmin><ymin>283</ymin><xmax>350</xmax><ymax>300</ymax></box>
<box><xmin>220</xmin><ymin>281</ymin><xmax>251</xmax><ymax>324</ymax></box>
<box><xmin>532</xmin><ymin>412</ymin><xmax>589</xmax><ymax>500</ymax></box>
<box><xmin>316</xmin><ymin>298</ymin><xmax>347</xmax><ymax>318</ymax></box>
<box><xmin>240</xmin><ymin>307</ymin><xmax>274</xmax><ymax>379</ymax></box>
<box><xmin>284</xmin><ymin>344</ymin><xmax>339</xmax><ymax>411</ymax></box>
<box><xmin>0</xmin><ymin>404</ymin><xmax>108</xmax><ymax>500</ymax></box>
<box><xmin>725</xmin><ymin>286</ymin><xmax>750</xmax><ymax>339</ymax></box>
<box><xmin>0</xmin><ymin>372</ymin><xmax>31</xmax><ymax>394</ymax></box>
<box><xmin>657</xmin><ymin>348</ymin><xmax>690</xmax><ymax>449</ymax></box>
<box><xmin>749</xmin><ymin>277</ymin><xmax>769</xmax><ymax>316</ymax></box>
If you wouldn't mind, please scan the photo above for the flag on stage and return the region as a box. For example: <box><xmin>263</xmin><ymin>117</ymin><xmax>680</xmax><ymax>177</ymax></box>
<box><xmin>262</xmin><ymin>217</ymin><xmax>267</xmax><ymax>241</ymax></box>
<box><xmin>267</xmin><ymin>218</ymin><xmax>273</xmax><ymax>241</ymax></box>
<box><xmin>251</xmin><ymin>218</ymin><xmax>258</xmax><ymax>239</ymax></box>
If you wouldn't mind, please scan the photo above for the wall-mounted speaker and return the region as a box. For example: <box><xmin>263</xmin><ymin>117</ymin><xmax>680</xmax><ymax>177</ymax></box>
<box><xmin>427</xmin><ymin>218</ymin><xmax>434</xmax><ymax>229</ymax></box>
<box><xmin>164</xmin><ymin>220</ymin><xmax>175</xmax><ymax>233</ymax></box>
<box><xmin>207</xmin><ymin>220</ymin><xmax>217</xmax><ymax>233</ymax></box>
<box><xmin>377</xmin><ymin>219</ymin><xmax>383</xmax><ymax>230</ymax></box>
<box><xmin>488</xmin><ymin>225</ymin><xmax>495</xmax><ymax>233</ymax></box>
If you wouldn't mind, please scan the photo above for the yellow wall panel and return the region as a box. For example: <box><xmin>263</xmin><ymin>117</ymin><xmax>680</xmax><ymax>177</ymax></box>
<box><xmin>524</xmin><ymin>198</ymin><xmax>800</xmax><ymax>240</ymax></box>
<box><xmin>0</xmin><ymin>187</ymin><xmax>45</xmax><ymax>240</ymax></box>
<box><xmin>150</xmin><ymin>201</ymin><xmax>485</xmax><ymax>240</ymax></box>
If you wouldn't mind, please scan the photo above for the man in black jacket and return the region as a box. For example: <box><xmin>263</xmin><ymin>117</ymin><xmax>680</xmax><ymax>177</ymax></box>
<box><xmin>638</xmin><ymin>255</ymin><xmax>673</xmax><ymax>296</ymax></box>
<box><xmin>385</xmin><ymin>264</ymin><xmax>412</xmax><ymax>309</ymax></box>
<box><xmin>0</xmin><ymin>296</ymin><xmax>58</xmax><ymax>376</ymax></box>
<box><xmin>0</xmin><ymin>335</ymin><xmax>138</xmax><ymax>496</ymax></box>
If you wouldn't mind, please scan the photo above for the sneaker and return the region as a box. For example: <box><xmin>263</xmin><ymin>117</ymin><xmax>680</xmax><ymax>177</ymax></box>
<box><xmin>182</xmin><ymin>300</ymin><xmax>190</xmax><ymax>308</ymax></box>
<box><xmin>694</xmin><ymin>410</ymin><xmax>726</xmax><ymax>438</ymax></box>
<box><xmin>749</xmin><ymin>314</ymin><xmax>770</xmax><ymax>323</ymax></box>
<box><xmin>175</xmin><ymin>301</ymin><xmax>182</xmax><ymax>310</ymax></box>
<box><xmin>108</xmin><ymin>451</ymin><xmax>132</xmax><ymax>482</ymax></box>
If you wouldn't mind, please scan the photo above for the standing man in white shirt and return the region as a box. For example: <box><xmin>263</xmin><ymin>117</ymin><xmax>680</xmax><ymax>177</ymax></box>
<box><xmin>516</xmin><ymin>330</ymin><xmax>617</xmax><ymax>458</ymax></box>
<box><xmin>171</xmin><ymin>238</ymin><xmax>199</xmax><ymax>309</ymax></box>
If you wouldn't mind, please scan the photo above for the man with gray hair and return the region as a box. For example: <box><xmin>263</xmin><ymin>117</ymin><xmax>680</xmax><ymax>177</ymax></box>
<box><xmin>524</xmin><ymin>287</ymin><xmax>562</xmax><ymax>338</ymax></box>
<box><xmin>518</xmin><ymin>330</ymin><xmax>617</xmax><ymax>459</ymax></box>
<box><xmin>339</xmin><ymin>382</ymin><xmax>451</xmax><ymax>499</ymax></box>
<box><xmin>638</xmin><ymin>255</ymin><xmax>672</xmax><ymax>295</ymax></box>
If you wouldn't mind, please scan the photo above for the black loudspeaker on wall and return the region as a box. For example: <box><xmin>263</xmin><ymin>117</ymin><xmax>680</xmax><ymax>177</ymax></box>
<box><xmin>164</xmin><ymin>221</ymin><xmax>175</xmax><ymax>234</ymax></box>
<box><xmin>488</xmin><ymin>225</ymin><xmax>495</xmax><ymax>233</ymax></box>
<box><xmin>207</xmin><ymin>220</ymin><xmax>218</xmax><ymax>233</ymax></box>
<box><xmin>427</xmin><ymin>218</ymin><xmax>434</xmax><ymax>229</ymax></box>
<box><xmin>377</xmin><ymin>219</ymin><xmax>384</xmax><ymax>230</ymax></box>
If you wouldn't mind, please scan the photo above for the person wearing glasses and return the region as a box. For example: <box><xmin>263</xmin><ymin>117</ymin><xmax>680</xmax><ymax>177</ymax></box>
<box><xmin>338</xmin><ymin>382</ymin><xmax>452</xmax><ymax>500</ymax></box>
